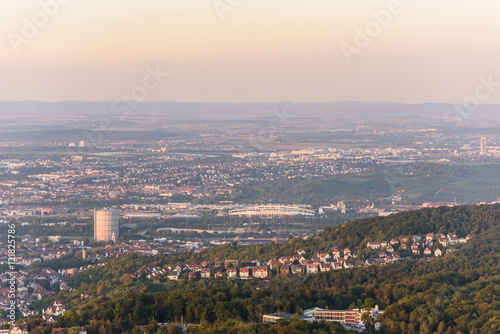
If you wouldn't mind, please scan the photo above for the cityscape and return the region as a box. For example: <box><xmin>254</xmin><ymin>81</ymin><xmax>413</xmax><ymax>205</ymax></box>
<box><xmin>1</xmin><ymin>1</ymin><xmax>500</xmax><ymax>334</ymax></box>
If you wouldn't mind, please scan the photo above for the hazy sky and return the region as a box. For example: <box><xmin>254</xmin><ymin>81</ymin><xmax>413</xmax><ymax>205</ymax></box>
<box><xmin>1</xmin><ymin>0</ymin><xmax>500</xmax><ymax>103</ymax></box>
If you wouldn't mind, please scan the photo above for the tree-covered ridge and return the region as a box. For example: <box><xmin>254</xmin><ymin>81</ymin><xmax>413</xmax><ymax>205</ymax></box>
<box><xmin>318</xmin><ymin>204</ymin><xmax>496</xmax><ymax>249</ymax></box>
<box><xmin>31</xmin><ymin>204</ymin><xmax>500</xmax><ymax>333</ymax></box>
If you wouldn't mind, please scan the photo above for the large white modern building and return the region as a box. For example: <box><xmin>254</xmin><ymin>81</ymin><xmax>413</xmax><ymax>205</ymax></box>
<box><xmin>263</xmin><ymin>306</ymin><xmax>383</xmax><ymax>332</ymax></box>
<box><xmin>228</xmin><ymin>205</ymin><xmax>315</xmax><ymax>218</ymax></box>
<box><xmin>94</xmin><ymin>209</ymin><xmax>119</xmax><ymax>242</ymax></box>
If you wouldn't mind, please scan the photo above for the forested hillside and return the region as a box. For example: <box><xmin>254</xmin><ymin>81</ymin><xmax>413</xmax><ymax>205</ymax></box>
<box><xmin>28</xmin><ymin>204</ymin><xmax>500</xmax><ymax>334</ymax></box>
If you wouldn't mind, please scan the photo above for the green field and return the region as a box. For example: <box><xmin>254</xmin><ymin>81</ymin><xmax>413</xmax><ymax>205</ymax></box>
<box><xmin>237</xmin><ymin>163</ymin><xmax>500</xmax><ymax>205</ymax></box>
<box><xmin>386</xmin><ymin>163</ymin><xmax>500</xmax><ymax>203</ymax></box>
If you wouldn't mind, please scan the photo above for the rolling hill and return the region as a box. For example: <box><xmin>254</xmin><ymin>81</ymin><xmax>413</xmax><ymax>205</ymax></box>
<box><xmin>27</xmin><ymin>204</ymin><xmax>500</xmax><ymax>333</ymax></box>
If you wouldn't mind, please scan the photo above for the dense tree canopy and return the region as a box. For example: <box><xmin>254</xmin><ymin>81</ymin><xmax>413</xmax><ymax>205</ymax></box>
<box><xmin>29</xmin><ymin>204</ymin><xmax>500</xmax><ymax>333</ymax></box>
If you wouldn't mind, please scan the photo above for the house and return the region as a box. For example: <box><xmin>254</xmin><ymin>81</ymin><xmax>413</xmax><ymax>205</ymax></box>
<box><xmin>343</xmin><ymin>248</ymin><xmax>351</xmax><ymax>256</ymax></box>
<box><xmin>413</xmin><ymin>235</ymin><xmax>422</xmax><ymax>242</ymax></box>
<box><xmin>268</xmin><ymin>260</ymin><xmax>280</xmax><ymax>267</ymax></box>
<box><xmin>43</xmin><ymin>301</ymin><xmax>66</xmax><ymax>317</ymax></box>
<box><xmin>318</xmin><ymin>253</ymin><xmax>331</xmax><ymax>262</ymax></box>
<box><xmin>380</xmin><ymin>241</ymin><xmax>388</xmax><ymax>248</ymax></box>
<box><xmin>378</xmin><ymin>251</ymin><xmax>387</xmax><ymax>258</ymax></box>
<box><xmin>401</xmin><ymin>236</ymin><xmax>409</xmax><ymax>243</ymax></box>
<box><xmin>320</xmin><ymin>263</ymin><xmax>332</xmax><ymax>272</ymax></box>
<box><xmin>291</xmin><ymin>265</ymin><xmax>304</xmax><ymax>274</ymax></box>
<box><xmin>439</xmin><ymin>238</ymin><xmax>449</xmax><ymax>247</ymax></box>
<box><xmin>167</xmin><ymin>271</ymin><xmax>179</xmax><ymax>281</ymax></box>
<box><xmin>332</xmin><ymin>262</ymin><xmax>343</xmax><ymax>270</ymax></box>
<box><xmin>227</xmin><ymin>268</ymin><xmax>238</xmax><ymax>278</ymax></box>
<box><xmin>297</xmin><ymin>249</ymin><xmax>306</xmax><ymax>255</ymax></box>
<box><xmin>390</xmin><ymin>239</ymin><xmax>399</xmax><ymax>245</ymax></box>
<box><xmin>401</xmin><ymin>243</ymin><xmax>407</xmax><ymax>250</ymax></box>
<box><xmin>426</xmin><ymin>233</ymin><xmax>434</xmax><ymax>242</ymax></box>
<box><xmin>393</xmin><ymin>253</ymin><xmax>401</xmax><ymax>261</ymax></box>
<box><xmin>424</xmin><ymin>247</ymin><xmax>432</xmax><ymax>255</ymax></box>
<box><xmin>239</xmin><ymin>268</ymin><xmax>251</xmax><ymax>279</ymax></box>
<box><xmin>311</xmin><ymin>259</ymin><xmax>322</xmax><ymax>266</ymax></box>
<box><xmin>52</xmin><ymin>329</ymin><xmax>67</xmax><ymax>334</ymax></box>
<box><xmin>201</xmin><ymin>269</ymin><xmax>210</xmax><ymax>278</ymax></box>
<box><xmin>367</xmin><ymin>242</ymin><xmax>380</xmax><ymax>250</ymax></box>
<box><xmin>434</xmin><ymin>248</ymin><xmax>442</xmax><ymax>257</ymax></box>
<box><xmin>190</xmin><ymin>264</ymin><xmax>202</xmax><ymax>272</ymax></box>
<box><xmin>253</xmin><ymin>267</ymin><xmax>268</xmax><ymax>278</ymax></box>
<box><xmin>306</xmin><ymin>264</ymin><xmax>318</xmax><ymax>273</ymax></box>
<box><xmin>386</xmin><ymin>245</ymin><xmax>394</xmax><ymax>253</ymax></box>
<box><xmin>188</xmin><ymin>272</ymin><xmax>196</xmax><ymax>278</ymax></box>
<box><xmin>10</xmin><ymin>325</ymin><xmax>28</xmax><ymax>334</ymax></box>
<box><xmin>173</xmin><ymin>265</ymin><xmax>186</xmax><ymax>273</ymax></box>
<box><xmin>365</xmin><ymin>259</ymin><xmax>376</xmax><ymax>266</ymax></box>
<box><xmin>214</xmin><ymin>270</ymin><xmax>223</xmax><ymax>278</ymax></box>
<box><xmin>44</xmin><ymin>316</ymin><xmax>57</xmax><ymax>324</ymax></box>
<box><xmin>22</xmin><ymin>309</ymin><xmax>40</xmax><ymax>318</ymax></box>
<box><xmin>343</xmin><ymin>261</ymin><xmax>354</xmax><ymax>269</ymax></box>
<box><xmin>355</xmin><ymin>260</ymin><xmax>365</xmax><ymax>268</ymax></box>
<box><xmin>466</xmin><ymin>234</ymin><xmax>474</xmax><ymax>241</ymax></box>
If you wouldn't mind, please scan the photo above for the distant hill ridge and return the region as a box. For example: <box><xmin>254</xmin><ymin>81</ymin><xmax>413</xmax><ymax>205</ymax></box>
<box><xmin>1</xmin><ymin>100</ymin><xmax>499</xmax><ymax>120</ymax></box>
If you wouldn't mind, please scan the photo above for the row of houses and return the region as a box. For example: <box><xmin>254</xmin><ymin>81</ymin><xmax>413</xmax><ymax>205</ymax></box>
<box><xmin>366</xmin><ymin>232</ymin><xmax>472</xmax><ymax>250</ymax></box>
<box><xmin>167</xmin><ymin>266</ymin><xmax>271</xmax><ymax>280</ymax></box>
<box><xmin>159</xmin><ymin>232</ymin><xmax>474</xmax><ymax>282</ymax></box>
<box><xmin>162</xmin><ymin>246</ymin><xmax>398</xmax><ymax>281</ymax></box>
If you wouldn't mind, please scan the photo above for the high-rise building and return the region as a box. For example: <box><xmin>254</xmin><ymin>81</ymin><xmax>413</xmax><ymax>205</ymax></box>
<box><xmin>480</xmin><ymin>137</ymin><xmax>487</xmax><ymax>155</ymax></box>
<box><xmin>94</xmin><ymin>209</ymin><xmax>119</xmax><ymax>242</ymax></box>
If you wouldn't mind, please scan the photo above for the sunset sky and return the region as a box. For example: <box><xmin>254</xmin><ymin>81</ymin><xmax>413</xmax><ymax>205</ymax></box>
<box><xmin>1</xmin><ymin>0</ymin><xmax>500</xmax><ymax>103</ymax></box>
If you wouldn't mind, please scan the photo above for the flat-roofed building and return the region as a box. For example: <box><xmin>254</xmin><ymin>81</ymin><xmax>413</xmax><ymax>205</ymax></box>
<box><xmin>313</xmin><ymin>306</ymin><xmax>383</xmax><ymax>331</ymax></box>
<box><xmin>229</xmin><ymin>205</ymin><xmax>314</xmax><ymax>218</ymax></box>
